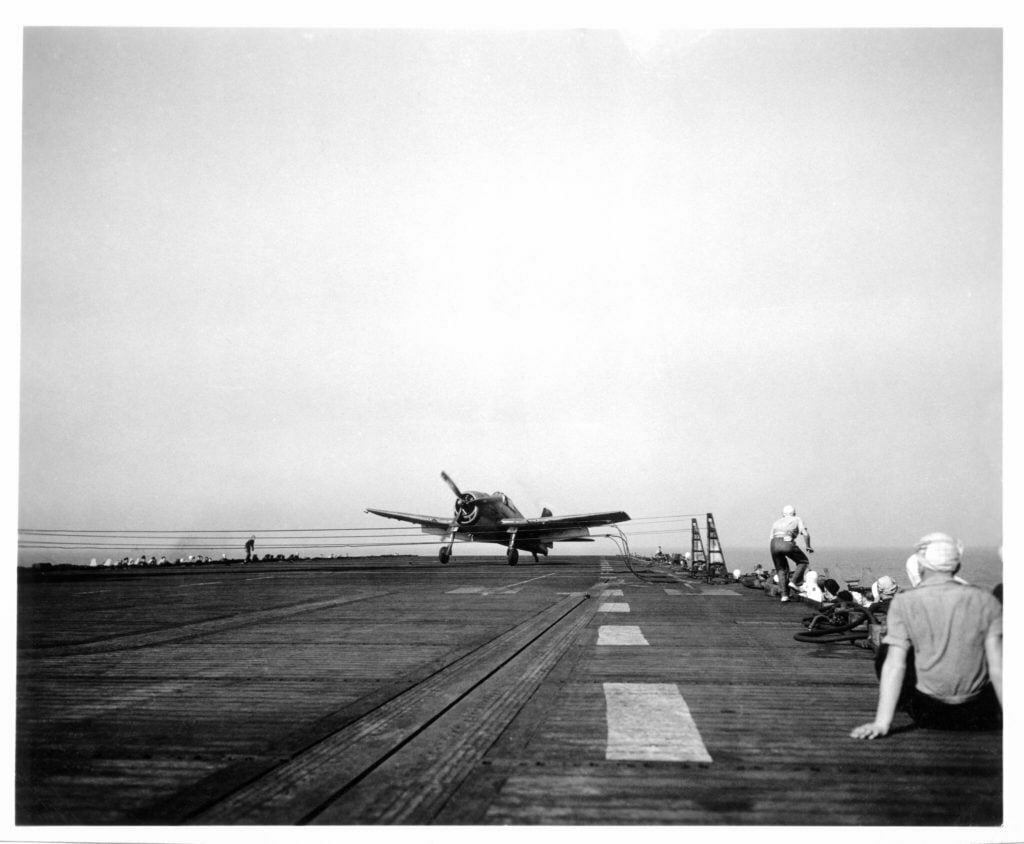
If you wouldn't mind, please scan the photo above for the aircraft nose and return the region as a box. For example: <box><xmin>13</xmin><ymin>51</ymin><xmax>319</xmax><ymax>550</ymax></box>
<box><xmin>454</xmin><ymin>493</ymin><xmax>481</xmax><ymax>525</ymax></box>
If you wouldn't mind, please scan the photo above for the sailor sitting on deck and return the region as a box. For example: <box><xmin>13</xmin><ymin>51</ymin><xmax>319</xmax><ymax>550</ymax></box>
<box><xmin>739</xmin><ymin>564</ymin><xmax>771</xmax><ymax>590</ymax></box>
<box><xmin>821</xmin><ymin>578</ymin><xmax>843</xmax><ymax>602</ymax></box>
<box><xmin>850</xmin><ymin>533</ymin><xmax>1002</xmax><ymax>739</ymax></box>
<box><xmin>846</xmin><ymin>575</ymin><xmax>898</xmax><ymax>610</ymax></box>
<box><xmin>797</xmin><ymin>570</ymin><xmax>824</xmax><ymax>603</ymax></box>
<box><xmin>870</xmin><ymin>575</ymin><xmax>899</xmax><ymax>605</ymax></box>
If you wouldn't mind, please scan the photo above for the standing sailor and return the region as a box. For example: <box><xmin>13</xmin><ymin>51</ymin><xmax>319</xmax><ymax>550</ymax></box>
<box><xmin>769</xmin><ymin>505</ymin><xmax>814</xmax><ymax>602</ymax></box>
<box><xmin>245</xmin><ymin>535</ymin><xmax>256</xmax><ymax>563</ymax></box>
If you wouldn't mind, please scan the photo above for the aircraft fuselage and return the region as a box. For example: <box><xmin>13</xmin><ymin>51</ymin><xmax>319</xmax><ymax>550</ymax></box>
<box><xmin>447</xmin><ymin>490</ymin><xmax>553</xmax><ymax>555</ymax></box>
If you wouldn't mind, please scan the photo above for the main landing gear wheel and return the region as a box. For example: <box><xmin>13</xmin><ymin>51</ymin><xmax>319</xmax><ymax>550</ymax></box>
<box><xmin>507</xmin><ymin>547</ymin><xmax>519</xmax><ymax>566</ymax></box>
<box><xmin>439</xmin><ymin>546</ymin><xmax>452</xmax><ymax>565</ymax></box>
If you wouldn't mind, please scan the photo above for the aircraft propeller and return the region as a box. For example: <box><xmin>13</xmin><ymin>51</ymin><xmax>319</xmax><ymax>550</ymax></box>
<box><xmin>438</xmin><ymin>471</ymin><xmax>507</xmax><ymax>564</ymax></box>
<box><xmin>441</xmin><ymin>471</ymin><xmax>503</xmax><ymax>519</ymax></box>
<box><xmin>440</xmin><ymin>470</ymin><xmax>463</xmax><ymax>500</ymax></box>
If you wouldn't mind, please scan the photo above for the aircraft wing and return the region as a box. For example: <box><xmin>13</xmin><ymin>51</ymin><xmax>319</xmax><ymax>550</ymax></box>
<box><xmin>365</xmin><ymin>508</ymin><xmax>452</xmax><ymax>531</ymax></box>
<box><xmin>500</xmin><ymin>511</ymin><xmax>630</xmax><ymax>531</ymax></box>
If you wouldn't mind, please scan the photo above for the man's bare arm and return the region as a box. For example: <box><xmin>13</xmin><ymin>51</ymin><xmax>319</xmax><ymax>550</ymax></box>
<box><xmin>850</xmin><ymin>645</ymin><xmax>907</xmax><ymax>739</ymax></box>
<box><xmin>985</xmin><ymin>632</ymin><xmax>1002</xmax><ymax>706</ymax></box>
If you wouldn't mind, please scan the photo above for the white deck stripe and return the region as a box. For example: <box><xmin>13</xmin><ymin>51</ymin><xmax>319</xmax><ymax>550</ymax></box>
<box><xmin>499</xmin><ymin>573</ymin><xmax>558</xmax><ymax>590</ymax></box>
<box><xmin>598</xmin><ymin>602</ymin><xmax>630</xmax><ymax>612</ymax></box>
<box><xmin>601</xmin><ymin>589</ymin><xmax>624</xmax><ymax>596</ymax></box>
<box><xmin>663</xmin><ymin>588</ymin><xmax>682</xmax><ymax>595</ymax></box>
<box><xmin>603</xmin><ymin>683</ymin><xmax>712</xmax><ymax>762</ymax></box>
<box><xmin>597</xmin><ymin>626</ymin><xmax>649</xmax><ymax>646</ymax></box>
<box><xmin>446</xmin><ymin>586</ymin><xmax>486</xmax><ymax>594</ymax></box>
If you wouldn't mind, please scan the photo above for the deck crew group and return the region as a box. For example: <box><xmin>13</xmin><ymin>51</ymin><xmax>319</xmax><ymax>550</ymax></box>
<box><xmin>733</xmin><ymin>506</ymin><xmax>1003</xmax><ymax>740</ymax></box>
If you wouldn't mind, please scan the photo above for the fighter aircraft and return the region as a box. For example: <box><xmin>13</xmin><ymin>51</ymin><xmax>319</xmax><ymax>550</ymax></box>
<box><xmin>366</xmin><ymin>471</ymin><xmax>630</xmax><ymax>565</ymax></box>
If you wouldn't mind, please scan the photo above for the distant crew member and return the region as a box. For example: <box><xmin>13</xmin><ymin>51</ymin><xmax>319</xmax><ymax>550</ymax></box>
<box><xmin>821</xmin><ymin>578</ymin><xmax>843</xmax><ymax>603</ymax></box>
<box><xmin>245</xmin><ymin>535</ymin><xmax>255</xmax><ymax>563</ymax></box>
<box><xmin>769</xmin><ymin>505</ymin><xmax>814</xmax><ymax>603</ymax></box>
<box><xmin>799</xmin><ymin>570</ymin><xmax>824</xmax><ymax>603</ymax></box>
<box><xmin>870</xmin><ymin>575</ymin><xmax>899</xmax><ymax>604</ymax></box>
<box><xmin>850</xmin><ymin>533</ymin><xmax>1002</xmax><ymax>739</ymax></box>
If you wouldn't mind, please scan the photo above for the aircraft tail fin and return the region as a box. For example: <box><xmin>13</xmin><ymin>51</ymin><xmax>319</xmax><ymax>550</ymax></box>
<box><xmin>541</xmin><ymin>507</ymin><xmax>552</xmax><ymax>517</ymax></box>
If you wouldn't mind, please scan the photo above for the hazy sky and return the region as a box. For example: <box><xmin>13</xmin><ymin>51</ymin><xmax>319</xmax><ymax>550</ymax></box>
<box><xmin>18</xmin><ymin>27</ymin><xmax>1002</xmax><ymax>559</ymax></box>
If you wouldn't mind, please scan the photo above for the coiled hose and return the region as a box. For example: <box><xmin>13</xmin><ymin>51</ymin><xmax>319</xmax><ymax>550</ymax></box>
<box><xmin>794</xmin><ymin>605</ymin><xmax>876</xmax><ymax>644</ymax></box>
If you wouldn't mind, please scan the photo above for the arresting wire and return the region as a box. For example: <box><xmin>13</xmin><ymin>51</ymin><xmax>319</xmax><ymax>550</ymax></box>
<box><xmin>19</xmin><ymin>513</ymin><xmax>701</xmax><ymax>555</ymax></box>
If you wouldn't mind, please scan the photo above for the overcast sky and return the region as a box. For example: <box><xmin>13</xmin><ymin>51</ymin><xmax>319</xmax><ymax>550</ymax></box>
<box><xmin>17</xmin><ymin>27</ymin><xmax>1002</xmax><ymax>559</ymax></box>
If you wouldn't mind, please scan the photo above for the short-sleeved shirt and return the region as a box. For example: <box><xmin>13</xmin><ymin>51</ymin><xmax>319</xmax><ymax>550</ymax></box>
<box><xmin>882</xmin><ymin>580</ymin><xmax>1002</xmax><ymax>704</ymax></box>
<box><xmin>770</xmin><ymin>516</ymin><xmax>806</xmax><ymax>541</ymax></box>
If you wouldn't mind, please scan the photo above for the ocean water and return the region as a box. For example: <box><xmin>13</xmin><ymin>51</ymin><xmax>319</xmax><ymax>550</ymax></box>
<box><xmin>722</xmin><ymin>546</ymin><xmax>1003</xmax><ymax>592</ymax></box>
<box><xmin>19</xmin><ymin>544</ymin><xmax>1003</xmax><ymax>592</ymax></box>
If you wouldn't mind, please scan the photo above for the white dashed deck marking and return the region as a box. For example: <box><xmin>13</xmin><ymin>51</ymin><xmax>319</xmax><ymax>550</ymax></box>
<box><xmin>603</xmin><ymin>683</ymin><xmax>712</xmax><ymax>762</ymax></box>
<box><xmin>601</xmin><ymin>589</ymin><xmax>624</xmax><ymax>597</ymax></box>
<box><xmin>598</xmin><ymin>602</ymin><xmax>630</xmax><ymax>613</ymax></box>
<box><xmin>597</xmin><ymin>626</ymin><xmax>649</xmax><ymax>646</ymax></box>
<box><xmin>664</xmin><ymin>588</ymin><xmax>682</xmax><ymax>595</ymax></box>
<box><xmin>446</xmin><ymin>586</ymin><xmax>486</xmax><ymax>594</ymax></box>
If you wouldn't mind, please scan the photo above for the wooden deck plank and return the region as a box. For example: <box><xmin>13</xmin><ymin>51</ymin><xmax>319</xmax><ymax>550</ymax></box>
<box><xmin>15</xmin><ymin>557</ymin><xmax>1002</xmax><ymax>826</ymax></box>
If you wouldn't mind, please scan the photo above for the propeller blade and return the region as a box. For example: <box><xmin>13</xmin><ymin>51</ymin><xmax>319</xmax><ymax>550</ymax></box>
<box><xmin>441</xmin><ymin>471</ymin><xmax>463</xmax><ymax>499</ymax></box>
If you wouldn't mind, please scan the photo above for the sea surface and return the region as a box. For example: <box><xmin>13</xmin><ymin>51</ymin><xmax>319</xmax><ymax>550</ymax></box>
<box><xmin>18</xmin><ymin>544</ymin><xmax>1004</xmax><ymax>592</ymax></box>
<box><xmin>723</xmin><ymin>545</ymin><xmax>1003</xmax><ymax>592</ymax></box>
